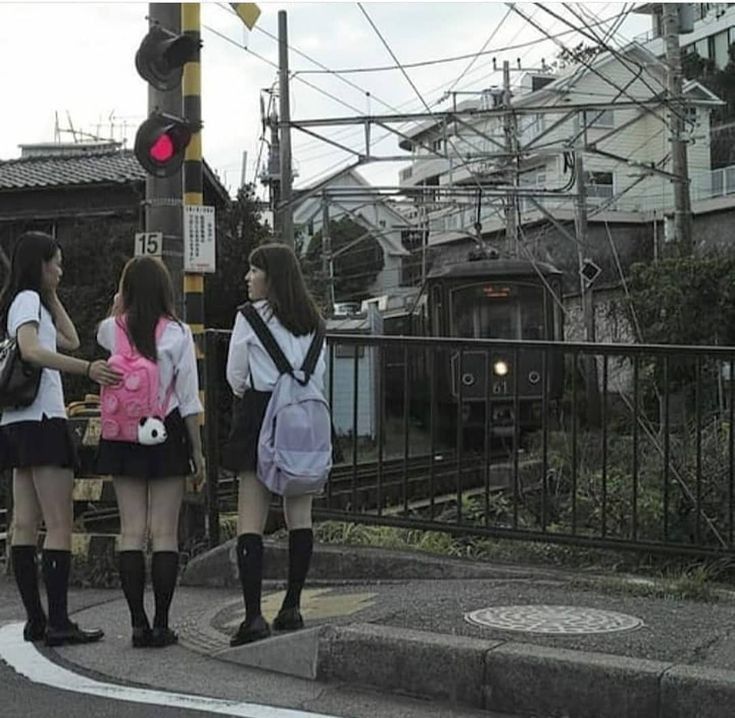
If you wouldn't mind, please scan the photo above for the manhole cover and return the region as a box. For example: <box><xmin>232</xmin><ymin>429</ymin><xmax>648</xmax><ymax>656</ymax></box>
<box><xmin>464</xmin><ymin>605</ymin><xmax>644</xmax><ymax>635</ymax></box>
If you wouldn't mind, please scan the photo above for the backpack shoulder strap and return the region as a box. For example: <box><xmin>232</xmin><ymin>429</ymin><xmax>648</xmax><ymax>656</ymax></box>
<box><xmin>240</xmin><ymin>303</ymin><xmax>293</xmax><ymax>376</ymax></box>
<box><xmin>300</xmin><ymin>320</ymin><xmax>325</xmax><ymax>379</ymax></box>
<box><xmin>113</xmin><ymin>316</ymin><xmax>133</xmax><ymax>355</ymax></box>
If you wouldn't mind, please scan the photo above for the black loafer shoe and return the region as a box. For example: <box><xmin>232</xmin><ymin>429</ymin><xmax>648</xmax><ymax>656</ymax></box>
<box><xmin>132</xmin><ymin>626</ymin><xmax>153</xmax><ymax>648</ymax></box>
<box><xmin>23</xmin><ymin>618</ymin><xmax>47</xmax><ymax>643</ymax></box>
<box><xmin>149</xmin><ymin>627</ymin><xmax>178</xmax><ymax>648</ymax></box>
<box><xmin>229</xmin><ymin>615</ymin><xmax>271</xmax><ymax>647</ymax></box>
<box><xmin>45</xmin><ymin>622</ymin><xmax>104</xmax><ymax>647</ymax></box>
<box><xmin>273</xmin><ymin>607</ymin><xmax>304</xmax><ymax>632</ymax></box>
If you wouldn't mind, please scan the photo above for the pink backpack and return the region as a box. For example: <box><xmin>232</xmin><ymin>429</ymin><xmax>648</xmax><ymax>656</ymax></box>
<box><xmin>100</xmin><ymin>317</ymin><xmax>174</xmax><ymax>445</ymax></box>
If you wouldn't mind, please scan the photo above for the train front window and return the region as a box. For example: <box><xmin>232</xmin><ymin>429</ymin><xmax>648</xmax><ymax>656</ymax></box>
<box><xmin>520</xmin><ymin>286</ymin><xmax>546</xmax><ymax>340</ymax></box>
<box><xmin>450</xmin><ymin>284</ymin><xmax>520</xmax><ymax>339</ymax></box>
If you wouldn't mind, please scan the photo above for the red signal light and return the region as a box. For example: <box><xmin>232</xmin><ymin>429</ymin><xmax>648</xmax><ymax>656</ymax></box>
<box><xmin>134</xmin><ymin>113</ymin><xmax>194</xmax><ymax>178</ymax></box>
<box><xmin>150</xmin><ymin>133</ymin><xmax>175</xmax><ymax>163</ymax></box>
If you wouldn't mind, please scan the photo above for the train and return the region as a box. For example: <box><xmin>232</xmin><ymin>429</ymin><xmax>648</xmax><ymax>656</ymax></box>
<box><xmin>378</xmin><ymin>254</ymin><xmax>565</xmax><ymax>440</ymax></box>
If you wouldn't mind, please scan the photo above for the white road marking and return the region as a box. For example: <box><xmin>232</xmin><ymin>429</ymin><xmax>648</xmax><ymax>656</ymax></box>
<box><xmin>0</xmin><ymin>622</ymin><xmax>342</xmax><ymax>718</ymax></box>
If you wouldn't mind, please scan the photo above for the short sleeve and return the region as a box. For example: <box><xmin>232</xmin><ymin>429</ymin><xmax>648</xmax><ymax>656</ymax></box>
<box><xmin>8</xmin><ymin>291</ymin><xmax>41</xmax><ymax>337</ymax></box>
<box><xmin>96</xmin><ymin>317</ymin><xmax>116</xmax><ymax>353</ymax></box>
<box><xmin>226</xmin><ymin>311</ymin><xmax>253</xmax><ymax>398</ymax></box>
<box><xmin>173</xmin><ymin>324</ymin><xmax>203</xmax><ymax>417</ymax></box>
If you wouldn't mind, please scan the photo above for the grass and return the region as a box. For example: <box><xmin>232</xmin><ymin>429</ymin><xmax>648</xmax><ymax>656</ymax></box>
<box><xmin>217</xmin><ymin>514</ymin><xmax>735</xmax><ymax>604</ymax></box>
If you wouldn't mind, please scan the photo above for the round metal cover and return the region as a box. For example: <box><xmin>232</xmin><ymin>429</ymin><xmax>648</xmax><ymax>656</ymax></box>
<box><xmin>464</xmin><ymin>605</ymin><xmax>643</xmax><ymax>635</ymax></box>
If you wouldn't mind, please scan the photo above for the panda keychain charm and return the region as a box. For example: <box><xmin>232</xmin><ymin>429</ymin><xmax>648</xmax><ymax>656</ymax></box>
<box><xmin>137</xmin><ymin>416</ymin><xmax>167</xmax><ymax>446</ymax></box>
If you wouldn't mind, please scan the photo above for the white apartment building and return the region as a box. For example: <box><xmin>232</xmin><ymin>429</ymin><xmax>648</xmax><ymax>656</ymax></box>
<box><xmin>398</xmin><ymin>43</ymin><xmax>722</xmax><ymax>248</ymax></box>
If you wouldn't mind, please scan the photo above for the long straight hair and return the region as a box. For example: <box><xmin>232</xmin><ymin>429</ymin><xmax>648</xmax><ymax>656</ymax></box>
<box><xmin>249</xmin><ymin>243</ymin><xmax>321</xmax><ymax>336</ymax></box>
<box><xmin>0</xmin><ymin>231</ymin><xmax>61</xmax><ymax>332</ymax></box>
<box><xmin>115</xmin><ymin>257</ymin><xmax>179</xmax><ymax>361</ymax></box>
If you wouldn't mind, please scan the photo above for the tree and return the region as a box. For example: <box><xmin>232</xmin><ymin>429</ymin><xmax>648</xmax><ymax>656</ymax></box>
<box><xmin>303</xmin><ymin>216</ymin><xmax>384</xmax><ymax>306</ymax></box>
<box><xmin>556</xmin><ymin>42</ymin><xmax>604</xmax><ymax>67</ymax></box>
<box><xmin>204</xmin><ymin>184</ymin><xmax>271</xmax><ymax>329</ymax></box>
<box><xmin>629</xmin><ymin>255</ymin><xmax>735</xmax><ymax>346</ymax></box>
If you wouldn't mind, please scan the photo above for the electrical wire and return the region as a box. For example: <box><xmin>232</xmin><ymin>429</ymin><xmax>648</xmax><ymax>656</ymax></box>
<box><xmin>294</xmin><ymin>10</ymin><xmax>644</xmax><ymax>75</ymax></box>
<box><xmin>446</xmin><ymin>6</ymin><xmax>514</xmax><ymax>95</ymax></box>
<box><xmin>508</xmin><ymin>4</ymin><xmax>679</xmax><ymax>131</ymax></box>
<box><xmin>532</xmin><ymin>3</ymin><xmax>688</xmax><ymax>128</ymax></box>
<box><xmin>202</xmin><ymin>23</ymin><xmax>365</xmax><ymax>115</ymax></box>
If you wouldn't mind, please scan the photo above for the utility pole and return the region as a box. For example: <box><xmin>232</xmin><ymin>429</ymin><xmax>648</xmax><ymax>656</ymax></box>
<box><xmin>266</xmin><ymin>101</ymin><xmax>282</xmax><ymax>237</ymax></box>
<box><xmin>574</xmin><ymin>111</ymin><xmax>600</xmax><ymax>426</ymax></box>
<box><xmin>146</xmin><ymin>3</ymin><xmax>184</xmax><ymax>315</ymax></box>
<box><xmin>321</xmin><ymin>198</ymin><xmax>334</xmax><ymax>312</ymax></box>
<box><xmin>662</xmin><ymin>2</ymin><xmax>693</xmax><ymax>255</ymax></box>
<box><xmin>277</xmin><ymin>10</ymin><xmax>294</xmax><ymax>248</ymax></box>
<box><xmin>502</xmin><ymin>60</ymin><xmax>518</xmax><ymax>257</ymax></box>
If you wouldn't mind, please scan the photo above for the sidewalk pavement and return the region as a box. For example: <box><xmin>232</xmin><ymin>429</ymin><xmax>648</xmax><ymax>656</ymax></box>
<box><xmin>50</xmin><ymin>541</ymin><xmax>735</xmax><ymax>717</ymax></box>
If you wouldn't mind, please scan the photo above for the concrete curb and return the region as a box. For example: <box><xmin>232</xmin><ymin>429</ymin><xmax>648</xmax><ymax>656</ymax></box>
<box><xmin>180</xmin><ymin>538</ymin><xmax>564</xmax><ymax>588</ymax></box>
<box><xmin>216</xmin><ymin>621</ymin><xmax>735</xmax><ymax>718</ymax></box>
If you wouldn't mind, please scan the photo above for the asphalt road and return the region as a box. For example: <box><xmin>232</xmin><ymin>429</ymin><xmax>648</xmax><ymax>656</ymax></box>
<box><xmin>0</xmin><ymin>573</ymin><xmax>517</xmax><ymax>718</ymax></box>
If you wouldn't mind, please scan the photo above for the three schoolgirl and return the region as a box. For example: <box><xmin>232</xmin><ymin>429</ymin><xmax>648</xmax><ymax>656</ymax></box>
<box><xmin>1</xmin><ymin>234</ymin><xmax>322</xmax><ymax>650</ymax></box>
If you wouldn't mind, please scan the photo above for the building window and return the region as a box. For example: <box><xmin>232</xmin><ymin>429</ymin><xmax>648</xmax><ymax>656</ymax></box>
<box><xmin>335</xmin><ymin>344</ymin><xmax>365</xmax><ymax>359</ymax></box>
<box><xmin>585</xmin><ymin>171</ymin><xmax>614</xmax><ymax>202</ymax></box>
<box><xmin>589</xmin><ymin>109</ymin><xmax>614</xmax><ymax>129</ymax></box>
<box><xmin>432</xmin><ymin>138</ymin><xmax>444</xmax><ymax>153</ymax></box>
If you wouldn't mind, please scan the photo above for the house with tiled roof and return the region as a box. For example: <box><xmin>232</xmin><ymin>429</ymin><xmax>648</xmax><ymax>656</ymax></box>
<box><xmin>0</xmin><ymin>141</ymin><xmax>228</xmax><ymax>243</ymax></box>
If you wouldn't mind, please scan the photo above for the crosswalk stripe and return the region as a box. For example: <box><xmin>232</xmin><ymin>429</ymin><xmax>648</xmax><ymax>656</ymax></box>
<box><xmin>0</xmin><ymin>622</ymin><xmax>342</xmax><ymax>718</ymax></box>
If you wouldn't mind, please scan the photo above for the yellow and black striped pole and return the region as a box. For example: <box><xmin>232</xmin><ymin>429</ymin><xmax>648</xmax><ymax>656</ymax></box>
<box><xmin>182</xmin><ymin>3</ymin><xmax>205</xmax><ymax>501</ymax></box>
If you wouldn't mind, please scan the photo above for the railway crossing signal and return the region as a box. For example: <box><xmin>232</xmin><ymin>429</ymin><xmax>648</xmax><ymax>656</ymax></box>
<box><xmin>134</xmin><ymin>112</ymin><xmax>194</xmax><ymax>178</ymax></box>
<box><xmin>134</xmin><ymin>23</ymin><xmax>199</xmax><ymax>177</ymax></box>
<box><xmin>135</xmin><ymin>24</ymin><xmax>199</xmax><ymax>91</ymax></box>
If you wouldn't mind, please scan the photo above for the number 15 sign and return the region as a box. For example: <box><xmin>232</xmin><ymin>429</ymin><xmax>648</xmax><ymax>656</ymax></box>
<box><xmin>134</xmin><ymin>232</ymin><xmax>163</xmax><ymax>257</ymax></box>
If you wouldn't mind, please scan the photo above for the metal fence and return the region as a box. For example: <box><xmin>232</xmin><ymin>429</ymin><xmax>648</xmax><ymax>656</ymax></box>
<box><xmin>204</xmin><ymin>330</ymin><xmax>735</xmax><ymax>558</ymax></box>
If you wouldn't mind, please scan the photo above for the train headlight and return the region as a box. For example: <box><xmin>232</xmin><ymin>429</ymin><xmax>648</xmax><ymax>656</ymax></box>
<box><xmin>493</xmin><ymin>360</ymin><xmax>509</xmax><ymax>377</ymax></box>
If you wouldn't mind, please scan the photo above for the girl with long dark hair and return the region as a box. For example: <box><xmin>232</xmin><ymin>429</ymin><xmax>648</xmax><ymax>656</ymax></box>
<box><xmin>96</xmin><ymin>256</ymin><xmax>203</xmax><ymax>648</ymax></box>
<box><xmin>224</xmin><ymin>243</ymin><xmax>325</xmax><ymax>646</ymax></box>
<box><xmin>0</xmin><ymin>231</ymin><xmax>120</xmax><ymax>646</ymax></box>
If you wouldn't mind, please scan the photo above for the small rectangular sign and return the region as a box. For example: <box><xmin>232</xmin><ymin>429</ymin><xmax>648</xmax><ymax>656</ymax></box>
<box><xmin>134</xmin><ymin>232</ymin><xmax>163</xmax><ymax>258</ymax></box>
<box><xmin>184</xmin><ymin>205</ymin><xmax>216</xmax><ymax>274</ymax></box>
<box><xmin>231</xmin><ymin>2</ymin><xmax>261</xmax><ymax>29</ymax></box>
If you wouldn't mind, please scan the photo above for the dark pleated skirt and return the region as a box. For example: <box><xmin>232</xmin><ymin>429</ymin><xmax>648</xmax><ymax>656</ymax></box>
<box><xmin>221</xmin><ymin>389</ymin><xmax>272</xmax><ymax>472</ymax></box>
<box><xmin>0</xmin><ymin>416</ymin><xmax>79</xmax><ymax>471</ymax></box>
<box><xmin>96</xmin><ymin>409</ymin><xmax>194</xmax><ymax>480</ymax></box>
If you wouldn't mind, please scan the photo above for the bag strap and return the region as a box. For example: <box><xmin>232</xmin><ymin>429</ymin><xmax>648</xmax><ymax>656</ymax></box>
<box><xmin>240</xmin><ymin>303</ymin><xmax>325</xmax><ymax>382</ymax></box>
<box><xmin>240</xmin><ymin>304</ymin><xmax>293</xmax><ymax>376</ymax></box>
<box><xmin>301</xmin><ymin>320</ymin><xmax>325</xmax><ymax>379</ymax></box>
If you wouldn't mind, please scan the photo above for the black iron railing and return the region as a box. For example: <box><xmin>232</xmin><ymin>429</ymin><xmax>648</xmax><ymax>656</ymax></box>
<box><xmin>202</xmin><ymin>330</ymin><xmax>735</xmax><ymax>557</ymax></box>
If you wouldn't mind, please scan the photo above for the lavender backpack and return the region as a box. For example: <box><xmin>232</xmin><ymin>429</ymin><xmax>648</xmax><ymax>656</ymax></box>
<box><xmin>240</xmin><ymin>304</ymin><xmax>332</xmax><ymax>497</ymax></box>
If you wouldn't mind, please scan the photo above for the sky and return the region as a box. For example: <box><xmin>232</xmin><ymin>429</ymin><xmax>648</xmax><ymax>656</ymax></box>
<box><xmin>0</xmin><ymin>1</ymin><xmax>653</xmax><ymax>197</ymax></box>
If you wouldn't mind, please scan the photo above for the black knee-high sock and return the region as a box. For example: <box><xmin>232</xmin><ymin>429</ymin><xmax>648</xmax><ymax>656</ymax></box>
<box><xmin>41</xmin><ymin>550</ymin><xmax>71</xmax><ymax>629</ymax></box>
<box><xmin>282</xmin><ymin>529</ymin><xmax>313</xmax><ymax>611</ymax></box>
<box><xmin>118</xmin><ymin>551</ymin><xmax>148</xmax><ymax>629</ymax></box>
<box><xmin>236</xmin><ymin>533</ymin><xmax>264</xmax><ymax>623</ymax></box>
<box><xmin>151</xmin><ymin>552</ymin><xmax>178</xmax><ymax>629</ymax></box>
<box><xmin>11</xmin><ymin>545</ymin><xmax>45</xmax><ymax>625</ymax></box>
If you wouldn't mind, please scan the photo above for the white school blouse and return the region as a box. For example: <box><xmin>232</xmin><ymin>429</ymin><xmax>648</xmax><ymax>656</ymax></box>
<box><xmin>97</xmin><ymin>317</ymin><xmax>203</xmax><ymax>419</ymax></box>
<box><xmin>0</xmin><ymin>290</ymin><xmax>66</xmax><ymax>425</ymax></box>
<box><xmin>226</xmin><ymin>301</ymin><xmax>326</xmax><ymax>398</ymax></box>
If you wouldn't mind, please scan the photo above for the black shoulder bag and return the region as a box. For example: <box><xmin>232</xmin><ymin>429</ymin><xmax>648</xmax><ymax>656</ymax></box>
<box><xmin>0</xmin><ymin>308</ymin><xmax>43</xmax><ymax>410</ymax></box>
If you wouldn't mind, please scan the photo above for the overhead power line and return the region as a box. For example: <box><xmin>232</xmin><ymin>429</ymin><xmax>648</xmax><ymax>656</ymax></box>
<box><xmin>295</xmin><ymin>10</ymin><xmax>643</xmax><ymax>75</ymax></box>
